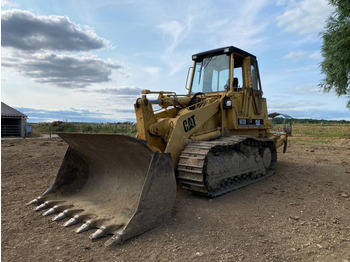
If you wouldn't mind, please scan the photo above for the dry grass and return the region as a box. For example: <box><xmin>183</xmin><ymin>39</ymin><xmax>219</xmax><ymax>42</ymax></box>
<box><xmin>289</xmin><ymin>124</ymin><xmax>350</xmax><ymax>144</ymax></box>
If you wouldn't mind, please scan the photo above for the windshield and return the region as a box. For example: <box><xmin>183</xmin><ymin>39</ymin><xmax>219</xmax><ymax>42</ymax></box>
<box><xmin>190</xmin><ymin>54</ymin><xmax>230</xmax><ymax>94</ymax></box>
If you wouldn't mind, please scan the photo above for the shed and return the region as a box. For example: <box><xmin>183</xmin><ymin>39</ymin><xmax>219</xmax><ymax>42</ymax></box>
<box><xmin>1</xmin><ymin>102</ymin><xmax>27</xmax><ymax>137</ymax></box>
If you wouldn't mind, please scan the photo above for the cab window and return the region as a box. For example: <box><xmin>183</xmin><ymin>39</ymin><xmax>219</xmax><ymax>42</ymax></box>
<box><xmin>191</xmin><ymin>54</ymin><xmax>230</xmax><ymax>94</ymax></box>
<box><xmin>233</xmin><ymin>54</ymin><xmax>244</xmax><ymax>91</ymax></box>
<box><xmin>251</xmin><ymin>61</ymin><xmax>261</xmax><ymax>91</ymax></box>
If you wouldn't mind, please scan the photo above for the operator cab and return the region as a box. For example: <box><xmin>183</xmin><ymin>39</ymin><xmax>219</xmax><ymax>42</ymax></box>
<box><xmin>189</xmin><ymin>46</ymin><xmax>262</xmax><ymax>95</ymax></box>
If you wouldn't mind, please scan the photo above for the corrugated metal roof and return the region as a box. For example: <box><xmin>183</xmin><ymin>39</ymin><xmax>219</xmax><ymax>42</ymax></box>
<box><xmin>1</xmin><ymin>102</ymin><xmax>27</xmax><ymax>118</ymax></box>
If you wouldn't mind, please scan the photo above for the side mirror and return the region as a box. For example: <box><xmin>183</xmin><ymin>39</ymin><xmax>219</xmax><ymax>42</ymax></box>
<box><xmin>185</xmin><ymin>67</ymin><xmax>193</xmax><ymax>90</ymax></box>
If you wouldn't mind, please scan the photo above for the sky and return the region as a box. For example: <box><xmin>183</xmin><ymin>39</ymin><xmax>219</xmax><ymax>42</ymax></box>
<box><xmin>1</xmin><ymin>0</ymin><xmax>349</xmax><ymax>122</ymax></box>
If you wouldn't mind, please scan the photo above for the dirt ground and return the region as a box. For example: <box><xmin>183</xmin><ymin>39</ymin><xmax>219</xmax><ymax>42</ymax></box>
<box><xmin>1</xmin><ymin>137</ymin><xmax>350</xmax><ymax>261</ymax></box>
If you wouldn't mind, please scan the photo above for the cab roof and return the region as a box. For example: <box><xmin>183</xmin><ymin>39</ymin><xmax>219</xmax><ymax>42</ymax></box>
<box><xmin>192</xmin><ymin>46</ymin><xmax>256</xmax><ymax>61</ymax></box>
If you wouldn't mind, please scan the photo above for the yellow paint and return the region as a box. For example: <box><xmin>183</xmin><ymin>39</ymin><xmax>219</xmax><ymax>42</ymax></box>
<box><xmin>134</xmin><ymin>48</ymin><xmax>287</xmax><ymax>168</ymax></box>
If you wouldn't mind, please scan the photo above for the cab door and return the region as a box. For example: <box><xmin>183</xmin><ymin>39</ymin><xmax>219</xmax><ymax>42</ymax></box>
<box><xmin>250</xmin><ymin>59</ymin><xmax>263</xmax><ymax>115</ymax></box>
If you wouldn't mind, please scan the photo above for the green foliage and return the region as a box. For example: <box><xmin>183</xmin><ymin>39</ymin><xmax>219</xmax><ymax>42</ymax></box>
<box><xmin>271</xmin><ymin>117</ymin><xmax>349</xmax><ymax>125</ymax></box>
<box><xmin>320</xmin><ymin>0</ymin><xmax>350</xmax><ymax>108</ymax></box>
<box><xmin>31</xmin><ymin>122</ymin><xmax>137</xmax><ymax>136</ymax></box>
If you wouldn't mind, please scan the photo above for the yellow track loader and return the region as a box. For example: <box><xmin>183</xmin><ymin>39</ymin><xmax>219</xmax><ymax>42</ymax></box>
<box><xmin>28</xmin><ymin>46</ymin><xmax>288</xmax><ymax>246</ymax></box>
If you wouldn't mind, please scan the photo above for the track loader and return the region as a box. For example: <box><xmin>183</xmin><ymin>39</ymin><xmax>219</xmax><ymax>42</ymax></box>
<box><xmin>28</xmin><ymin>46</ymin><xmax>288</xmax><ymax>246</ymax></box>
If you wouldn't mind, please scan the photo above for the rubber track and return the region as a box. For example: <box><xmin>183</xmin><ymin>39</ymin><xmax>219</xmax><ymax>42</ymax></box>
<box><xmin>177</xmin><ymin>136</ymin><xmax>277</xmax><ymax>197</ymax></box>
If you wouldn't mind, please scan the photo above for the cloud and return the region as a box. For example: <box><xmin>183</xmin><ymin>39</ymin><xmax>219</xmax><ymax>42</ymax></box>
<box><xmin>283</xmin><ymin>51</ymin><xmax>308</xmax><ymax>60</ymax></box>
<box><xmin>277</xmin><ymin>0</ymin><xmax>334</xmax><ymax>35</ymax></box>
<box><xmin>158</xmin><ymin>16</ymin><xmax>193</xmax><ymax>75</ymax></box>
<box><xmin>269</xmin><ymin>99</ymin><xmax>326</xmax><ymax>111</ymax></box>
<box><xmin>2</xmin><ymin>52</ymin><xmax>122</xmax><ymax>88</ymax></box>
<box><xmin>1</xmin><ymin>0</ymin><xmax>17</xmax><ymax>7</ymax></box>
<box><xmin>92</xmin><ymin>86</ymin><xmax>141</xmax><ymax>96</ymax></box>
<box><xmin>158</xmin><ymin>17</ymin><xmax>193</xmax><ymax>55</ymax></box>
<box><xmin>276</xmin><ymin>0</ymin><xmax>288</xmax><ymax>6</ymax></box>
<box><xmin>309</xmin><ymin>51</ymin><xmax>321</xmax><ymax>60</ymax></box>
<box><xmin>283</xmin><ymin>50</ymin><xmax>322</xmax><ymax>60</ymax></box>
<box><xmin>285</xmin><ymin>84</ymin><xmax>319</xmax><ymax>95</ymax></box>
<box><xmin>212</xmin><ymin>0</ymin><xmax>270</xmax><ymax>50</ymax></box>
<box><xmin>285</xmin><ymin>64</ymin><xmax>317</xmax><ymax>73</ymax></box>
<box><xmin>114</xmin><ymin>108</ymin><xmax>136</xmax><ymax>114</ymax></box>
<box><xmin>268</xmin><ymin>95</ymin><xmax>350</xmax><ymax>120</ymax></box>
<box><xmin>17</xmin><ymin>107</ymin><xmax>109</xmax><ymax>122</ymax></box>
<box><xmin>1</xmin><ymin>9</ymin><xmax>108</xmax><ymax>51</ymax></box>
<box><xmin>143</xmin><ymin>67</ymin><xmax>161</xmax><ymax>79</ymax></box>
<box><xmin>1</xmin><ymin>9</ymin><xmax>123</xmax><ymax>88</ymax></box>
<box><xmin>17</xmin><ymin>106</ymin><xmax>137</xmax><ymax>122</ymax></box>
<box><xmin>206</xmin><ymin>18</ymin><xmax>230</xmax><ymax>30</ymax></box>
<box><xmin>156</xmin><ymin>1</ymin><xmax>270</xmax><ymax>75</ymax></box>
<box><xmin>268</xmin><ymin>107</ymin><xmax>350</xmax><ymax>120</ymax></box>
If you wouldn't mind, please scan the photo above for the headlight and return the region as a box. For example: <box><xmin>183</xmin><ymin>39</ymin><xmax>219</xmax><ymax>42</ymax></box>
<box><xmin>224</xmin><ymin>99</ymin><xmax>232</xmax><ymax>109</ymax></box>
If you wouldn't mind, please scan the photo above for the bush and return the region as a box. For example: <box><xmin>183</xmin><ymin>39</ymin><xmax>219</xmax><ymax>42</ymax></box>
<box><xmin>30</xmin><ymin>122</ymin><xmax>137</xmax><ymax>136</ymax></box>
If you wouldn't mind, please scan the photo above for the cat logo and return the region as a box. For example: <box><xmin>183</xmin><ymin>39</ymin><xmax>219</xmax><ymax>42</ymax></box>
<box><xmin>183</xmin><ymin>115</ymin><xmax>196</xmax><ymax>132</ymax></box>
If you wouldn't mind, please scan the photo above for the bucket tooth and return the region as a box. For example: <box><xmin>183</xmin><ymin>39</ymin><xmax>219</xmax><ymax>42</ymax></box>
<box><xmin>26</xmin><ymin>196</ymin><xmax>43</xmax><ymax>206</ymax></box>
<box><xmin>34</xmin><ymin>201</ymin><xmax>52</xmax><ymax>212</ymax></box>
<box><xmin>34</xmin><ymin>200</ymin><xmax>64</xmax><ymax>212</ymax></box>
<box><xmin>89</xmin><ymin>226</ymin><xmax>107</xmax><ymax>240</ymax></box>
<box><xmin>53</xmin><ymin>209</ymin><xmax>83</xmax><ymax>222</ymax></box>
<box><xmin>76</xmin><ymin>220</ymin><xmax>93</xmax><ymax>234</ymax></box>
<box><xmin>42</xmin><ymin>205</ymin><xmax>59</xmax><ymax>216</ymax></box>
<box><xmin>104</xmin><ymin>231</ymin><xmax>124</xmax><ymax>246</ymax></box>
<box><xmin>64</xmin><ymin>215</ymin><xmax>82</xmax><ymax>227</ymax></box>
<box><xmin>53</xmin><ymin>210</ymin><xmax>69</xmax><ymax>221</ymax></box>
<box><xmin>27</xmin><ymin>198</ymin><xmax>39</xmax><ymax>206</ymax></box>
<box><xmin>43</xmin><ymin>204</ymin><xmax>73</xmax><ymax>217</ymax></box>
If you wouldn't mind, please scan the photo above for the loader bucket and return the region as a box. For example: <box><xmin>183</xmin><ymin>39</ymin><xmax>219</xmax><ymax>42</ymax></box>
<box><xmin>28</xmin><ymin>133</ymin><xmax>176</xmax><ymax>246</ymax></box>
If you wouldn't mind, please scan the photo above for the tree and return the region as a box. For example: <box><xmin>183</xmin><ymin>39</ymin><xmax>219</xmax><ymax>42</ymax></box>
<box><xmin>320</xmin><ymin>0</ymin><xmax>350</xmax><ymax>109</ymax></box>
